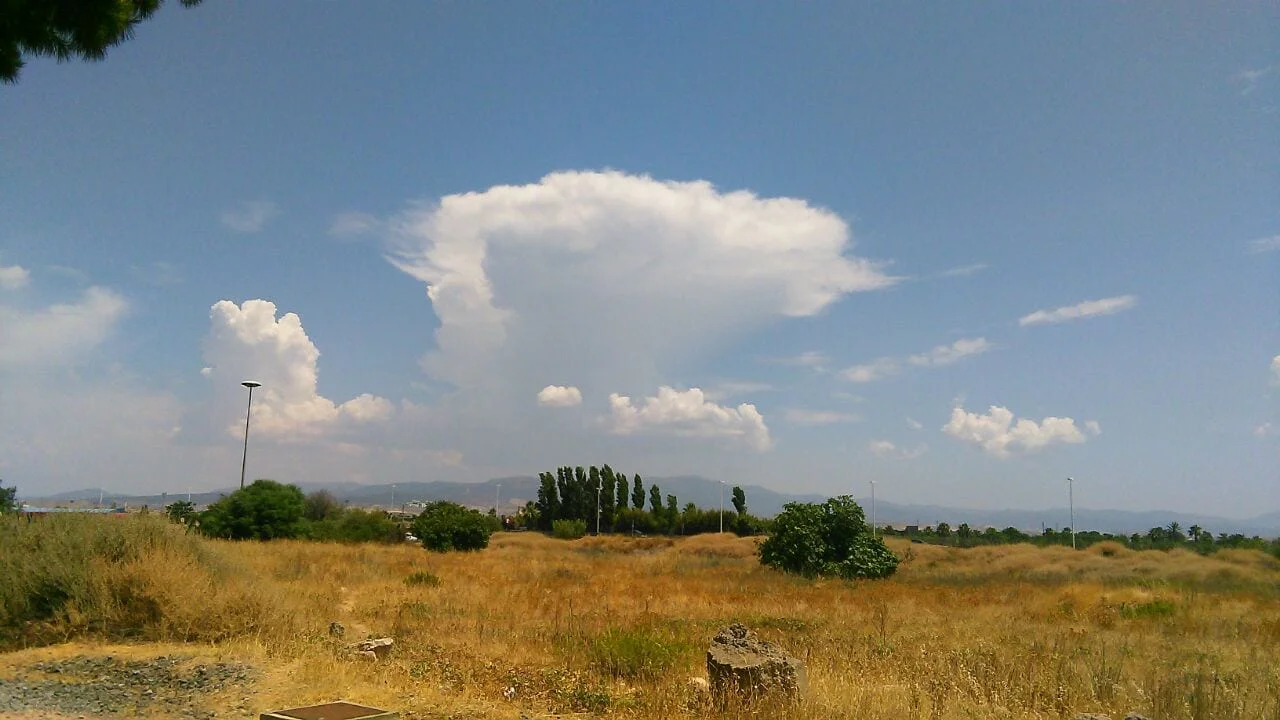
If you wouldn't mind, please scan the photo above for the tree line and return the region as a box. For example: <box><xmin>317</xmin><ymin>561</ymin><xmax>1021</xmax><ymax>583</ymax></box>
<box><xmin>529</xmin><ymin>465</ymin><xmax>767</xmax><ymax>537</ymax></box>
<box><xmin>881</xmin><ymin>520</ymin><xmax>1280</xmax><ymax>558</ymax></box>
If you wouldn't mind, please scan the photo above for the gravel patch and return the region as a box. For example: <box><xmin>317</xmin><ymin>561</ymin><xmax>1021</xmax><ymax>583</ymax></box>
<box><xmin>0</xmin><ymin>655</ymin><xmax>255</xmax><ymax>719</ymax></box>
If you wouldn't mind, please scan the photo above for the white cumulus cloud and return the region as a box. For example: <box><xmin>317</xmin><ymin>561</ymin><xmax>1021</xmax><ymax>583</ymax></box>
<box><xmin>943</xmin><ymin>405</ymin><xmax>1096</xmax><ymax>458</ymax></box>
<box><xmin>202</xmin><ymin>299</ymin><xmax>393</xmax><ymax>437</ymax></box>
<box><xmin>0</xmin><ymin>263</ymin><xmax>30</xmax><ymax>290</ymax></box>
<box><xmin>1019</xmin><ymin>295</ymin><xmax>1136</xmax><ymax>327</ymax></box>
<box><xmin>1271</xmin><ymin>355</ymin><xmax>1280</xmax><ymax>385</ymax></box>
<box><xmin>537</xmin><ymin>384</ymin><xmax>583</xmax><ymax>407</ymax></box>
<box><xmin>0</xmin><ymin>286</ymin><xmax>127</xmax><ymax>366</ymax></box>
<box><xmin>606</xmin><ymin>386</ymin><xmax>772</xmax><ymax>451</ymax></box>
<box><xmin>388</xmin><ymin>170</ymin><xmax>897</xmax><ymax>405</ymax></box>
<box><xmin>220</xmin><ymin>201</ymin><xmax>279</xmax><ymax>233</ymax></box>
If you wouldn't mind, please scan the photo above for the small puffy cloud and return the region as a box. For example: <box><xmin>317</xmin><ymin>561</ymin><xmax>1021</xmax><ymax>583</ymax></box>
<box><xmin>907</xmin><ymin>417</ymin><xmax>924</xmax><ymax>431</ymax></box>
<box><xmin>1256</xmin><ymin>422</ymin><xmax>1274</xmax><ymax>438</ymax></box>
<box><xmin>341</xmin><ymin>393</ymin><xmax>395</xmax><ymax>422</ymax></box>
<box><xmin>0</xmin><ymin>286</ymin><xmax>127</xmax><ymax>366</ymax></box>
<box><xmin>1272</xmin><ymin>355</ymin><xmax>1280</xmax><ymax>384</ymax></box>
<box><xmin>1248</xmin><ymin>235</ymin><xmax>1280</xmax><ymax>254</ymax></box>
<box><xmin>330</xmin><ymin>211</ymin><xmax>382</xmax><ymax>238</ymax></box>
<box><xmin>606</xmin><ymin>386</ymin><xmax>771</xmax><ymax>451</ymax></box>
<box><xmin>938</xmin><ymin>262</ymin><xmax>988</xmax><ymax>278</ymax></box>
<box><xmin>202</xmin><ymin>299</ymin><xmax>393</xmax><ymax>437</ymax></box>
<box><xmin>1084</xmin><ymin>420</ymin><xmax>1102</xmax><ymax>436</ymax></box>
<box><xmin>869</xmin><ymin>439</ymin><xmax>926</xmax><ymax>459</ymax></box>
<box><xmin>0</xmin><ymin>263</ymin><xmax>30</xmax><ymax>290</ymax></box>
<box><xmin>907</xmin><ymin>337</ymin><xmax>992</xmax><ymax>367</ymax></box>
<box><xmin>783</xmin><ymin>408</ymin><xmax>860</xmax><ymax>425</ymax></box>
<box><xmin>841</xmin><ymin>357</ymin><xmax>899</xmax><ymax>383</ymax></box>
<box><xmin>1019</xmin><ymin>295</ymin><xmax>1136</xmax><ymax>327</ymax></box>
<box><xmin>220</xmin><ymin>201</ymin><xmax>279</xmax><ymax>233</ymax></box>
<box><xmin>537</xmin><ymin>384</ymin><xmax>583</xmax><ymax>407</ymax></box>
<box><xmin>943</xmin><ymin>405</ymin><xmax>1096</xmax><ymax>458</ymax></box>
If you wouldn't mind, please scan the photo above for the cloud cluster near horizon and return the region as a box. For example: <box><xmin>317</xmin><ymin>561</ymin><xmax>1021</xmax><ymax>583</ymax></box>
<box><xmin>943</xmin><ymin>405</ymin><xmax>1100</xmax><ymax>458</ymax></box>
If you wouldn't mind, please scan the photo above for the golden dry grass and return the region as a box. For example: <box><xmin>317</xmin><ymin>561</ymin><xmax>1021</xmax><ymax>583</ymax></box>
<box><xmin>5</xmin><ymin>528</ymin><xmax>1280</xmax><ymax>719</ymax></box>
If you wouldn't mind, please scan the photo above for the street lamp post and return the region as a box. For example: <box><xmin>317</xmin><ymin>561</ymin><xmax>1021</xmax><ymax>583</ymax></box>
<box><xmin>595</xmin><ymin>476</ymin><xmax>601</xmax><ymax>536</ymax></box>
<box><xmin>1068</xmin><ymin>477</ymin><xmax>1076</xmax><ymax>550</ymax></box>
<box><xmin>239</xmin><ymin>381</ymin><xmax>261</xmax><ymax>490</ymax></box>
<box><xmin>495</xmin><ymin>483</ymin><xmax>501</xmax><ymax>517</ymax></box>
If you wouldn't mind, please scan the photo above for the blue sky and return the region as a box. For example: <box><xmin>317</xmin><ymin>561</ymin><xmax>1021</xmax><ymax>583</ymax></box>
<box><xmin>1</xmin><ymin>2</ymin><xmax>1277</xmax><ymax>516</ymax></box>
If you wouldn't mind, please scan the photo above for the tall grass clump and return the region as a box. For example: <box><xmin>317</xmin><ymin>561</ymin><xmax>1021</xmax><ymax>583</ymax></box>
<box><xmin>0</xmin><ymin>513</ymin><xmax>286</xmax><ymax>647</ymax></box>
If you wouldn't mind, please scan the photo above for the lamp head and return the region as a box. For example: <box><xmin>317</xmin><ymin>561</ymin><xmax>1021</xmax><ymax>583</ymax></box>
<box><xmin>241</xmin><ymin>380</ymin><xmax>262</xmax><ymax>389</ymax></box>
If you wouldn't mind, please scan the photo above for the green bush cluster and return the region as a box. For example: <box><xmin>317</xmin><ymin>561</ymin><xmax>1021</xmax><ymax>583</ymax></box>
<box><xmin>552</xmin><ymin>519</ymin><xmax>588</xmax><ymax>539</ymax></box>
<box><xmin>411</xmin><ymin>501</ymin><xmax>494</xmax><ymax>552</ymax></box>
<box><xmin>759</xmin><ymin>496</ymin><xmax>899</xmax><ymax>580</ymax></box>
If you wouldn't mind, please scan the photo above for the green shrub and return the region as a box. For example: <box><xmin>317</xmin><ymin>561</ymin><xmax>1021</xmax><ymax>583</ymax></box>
<box><xmin>405</xmin><ymin>570</ymin><xmax>441</xmax><ymax>587</ymax></box>
<box><xmin>307</xmin><ymin>508</ymin><xmax>403</xmax><ymax>544</ymax></box>
<box><xmin>1120</xmin><ymin>599</ymin><xmax>1176</xmax><ymax>619</ymax></box>
<box><xmin>759</xmin><ymin>496</ymin><xmax>899</xmax><ymax>579</ymax></box>
<box><xmin>411</xmin><ymin>501</ymin><xmax>493</xmax><ymax>552</ymax></box>
<box><xmin>198</xmin><ymin>479</ymin><xmax>306</xmax><ymax>540</ymax></box>
<box><xmin>552</xmin><ymin>518</ymin><xmax>587</xmax><ymax>540</ymax></box>
<box><xmin>585</xmin><ymin>627</ymin><xmax>682</xmax><ymax>679</ymax></box>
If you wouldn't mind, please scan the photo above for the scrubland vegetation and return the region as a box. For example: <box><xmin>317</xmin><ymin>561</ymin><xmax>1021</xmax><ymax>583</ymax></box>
<box><xmin>2</xmin><ymin>513</ymin><xmax>1279</xmax><ymax>719</ymax></box>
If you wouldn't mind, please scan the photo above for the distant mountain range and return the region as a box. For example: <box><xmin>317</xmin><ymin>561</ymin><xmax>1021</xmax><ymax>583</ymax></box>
<box><xmin>24</xmin><ymin>476</ymin><xmax>1280</xmax><ymax>537</ymax></box>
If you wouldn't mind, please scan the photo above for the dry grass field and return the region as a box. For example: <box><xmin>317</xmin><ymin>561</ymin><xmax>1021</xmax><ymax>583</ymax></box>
<box><xmin>3</xmin><ymin>518</ymin><xmax>1280</xmax><ymax>719</ymax></box>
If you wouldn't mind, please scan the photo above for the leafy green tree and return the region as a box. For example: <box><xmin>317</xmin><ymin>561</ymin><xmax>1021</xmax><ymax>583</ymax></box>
<box><xmin>574</xmin><ymin>466</ymin><xmax>590</xmax><ymax>520</ymax></box>
<box><xmin>198</xmin><ymin>479</ymin><xmax>307</xmax><ymax>540</ymax></box>
<box><xmin>536</xmin><ymin>472</ymin><xmax>560</xmax><ymax>530</ymax></box>
<box><xmin>632</xmin><ymin>475</ymin><xmax>645</xmax><ymax>511</ymax></box>
<box><xmin>304</xmin><ymin>490</ymin><xmax>343</xmax><ymax>521</ymax></box>
<box><xmin>649</xmin><ymin>484</ymin><xmax>661</xmax><ymax>518</ymax></box>
<box><xmin>0</xmin><ymin>482</ymin><xmax>17</xmax><ymax>514</ymax></box>
<box><xmin>665</xmin><ymin>494</ymin><xmax>677</xmax><ymax>520</ymax></box>
<box><xmin>2</xmin><ymin>0</ymin><xmax>203</xmax><ymax>84</ymax></box>
<box><xmin>758</xmin><ymin>496</ymin><xmax>899</xmax><ymax>579</ymax></box>
<box><xmin>615</xmin><ymin>471</ymin><xmax>629</xmax><ymax>511</ymax></box>
<box><xmin>164</xmin><ymin>500</ymin><xmax>196</xmax><ymax>525</ymax></box>
<box><xmin>411</xmin><ymin>501</ymin><xmax>493</xmax><ymax>551</ymax></box>
<box><xmin>598</xmin><ymin>465</ymin><xmax>616</xmax><ymax>530</ymax></box>
<box><xmin>731</xmin><ymin>486</ymin><xmax>747</xmax><ymax>516</ymax></box>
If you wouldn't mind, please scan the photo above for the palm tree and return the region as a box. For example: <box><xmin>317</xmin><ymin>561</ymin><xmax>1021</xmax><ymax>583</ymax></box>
<box><xmin>1189</xmin><ymin>525</ymin><xmax>1203</xmax><ymax>543</ymax></box>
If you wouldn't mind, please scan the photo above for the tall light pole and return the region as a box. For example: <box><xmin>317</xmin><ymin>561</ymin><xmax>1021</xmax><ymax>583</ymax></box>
<box><xmin>719</xmin><ymin>480</ymin><xmax>725</xmax><ymax>533</ymax></box>
<box><xmin>870</xmin><ymin>479</ymin><xmax>880</xmax><ymax>535</ymax></box>
<box><xmin>495</xmin><ymin>483</ymin><xmax>501</xmax><ymax>517</ymax></box>
<box><xmin>391</xmin><ymin>484</ymin><xmax>396</xmax><ymax>508</ymax></box>
<box><xmin>595</xmin><ymin>475</ymin><xmax>602</xmax><ymax>536</ymax></box>
<box><xmin>239</xmin><ymin>381</ymin><xmax>261</xmax><ymax>490</ymax></box>
<box><xmin>1068</xmin><ymin>476</ymin><xmax>1076</xmax><ymax>550</ymax></box>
